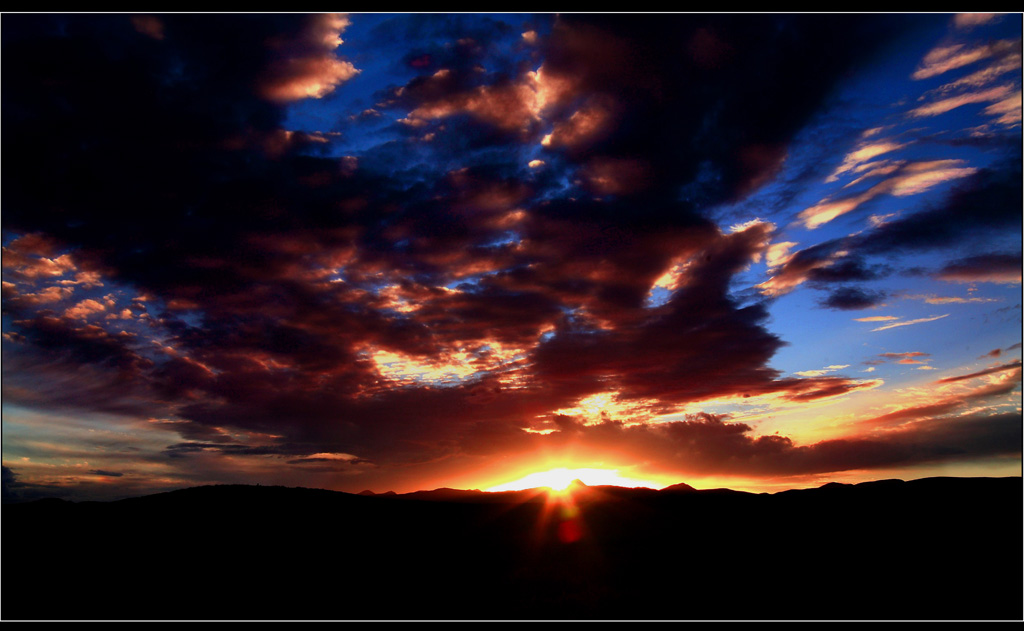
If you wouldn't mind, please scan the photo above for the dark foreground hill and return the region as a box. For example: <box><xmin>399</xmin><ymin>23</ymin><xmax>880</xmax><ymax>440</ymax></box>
<box><xmin>3</xmin><ymin>477</ymin><xmax>1021</xmax><ymax>620</ymax></box>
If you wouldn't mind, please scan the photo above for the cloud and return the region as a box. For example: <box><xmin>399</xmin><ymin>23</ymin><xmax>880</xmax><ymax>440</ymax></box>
<box><xmin>795</xmin><ymin>365</ymin><xmax>850</xmax><ymax>377</ymax></box>
<box><xmin>798</xmin><ymin>160</ymin><xmax>979</xmax><ymax>229</ymax></box>
<box><xmin>511</xmin><ymin>409</ymin><xmax>1022</xmax><ymax>477</ymax></box>
<box><xmin>757</xmin><ymin>244</ymin><xmax>889</xmax><ymax>298</ymax></box>
<box><xmin>756</xmin><ymin>242</ymin><xmax>849</xmax><ymax>297</ymax></box>
<box><xmin>818</xmin><ymin>287</ymin><xmax>887</xmax><ymax>311</ymax></box>
<box><xmin>399</xmin><ymin>75</ymin><xmax>555</xmax><ymax>134</ymax></box>
<box><xmin>843</xmin><ymin>161</ymin><xmax>905</xmax><ymax>190</ymax></box>
<box><xmin>935</xmin><ymin>360</ymin><xmax>1022</xmax><ymax>384</ymax></box>
<box><xmin>542</xmin><ymin>99</ymin><xmax>617</xmax><ymax>150</ymax></box>
<box><xmin>908</xmin><ymin>32</ymin><xmax>1021</xmax><ymax>128</ymax></box>
<box><xmin>908</xmin><ymin>83</ymin><xmax>1016</xmax><ymax>119</ymax></box>
<box><xmin>131</xmin><ymin>15</ymin><xmax>165</xmax><ymax>40</ymax></box>
<box><xmin>765</xmin><ymin>241</ymin><xmax>798</xmax><ymax>270</ymax></box>
<box><xmin>2</xmin><ymin>234</ymin><xmax>79</xmax><ymax>280</ymax></box>
<box><xmin>927</xmin><ymin>50</ymin><xmax>1021</xmax><ymax>95</ymax></box>
<box><xmin>870</xmin><ymin>315</ymin><xmax>949</xmax><ymax>332</ymax></box>
<box><xmin>2</xmin><ymin>283</ymin><xmax>76</xmax><ymax>308</ymax></box>
<box><xmin>64</xmin><ymin>298</ymin><xmax>109</xmax><ymax>320</ymax></box>
<box><xmin>856</xmin><ymin>362</ymin><xmax>1020</xmax><ymax>430</ymax></box>
<box><xmin>953</xmin><ymin>14</ymin><xmax>1001</xmax><ymax>29</ymax></box>
<box><xmin>982</xmin><ymin>90</ymin><xmax>1023</xmax><ymax>126</ymax></box>
<box><xmin>878</xmin><ymin>352</ymin><xmax>930</xmax><ymax>361</ymax></box>
<box><xmin>387</xmin><ymin>14</ymin><xmax>917</xmax><ymax>204</ymax></box>
<box><xmin>912</xmin><ymin>39</ymin><xmax>1017</xmax><ymax>80</ymax></box>
<box><xmin>148</xmin><ymin>418</ymin><xmax>233</xmax><ymax>443</ymax></box>
<box><xmin>858</xmin><ymin>351</ymin><xmax>936</xmax><ymax>370</ymax></box>
<box><xmin>934</xmin><ymin>253</ymin><xmax>1022</xmax><ymax>284</ymax></box>
<box><xmin>904</xmin><ymin>294</ymin><xmax>1000</xmax><ymax>305</ymax></box>
<box><xmin>579</xmin><ymin>157</ymin><xmax>652</xmax><ymax>196</ymax></box>
<box><xmin>859</xmin><ymin>157</ymin><xmax>1020</xmax><ymax>253</ymax></box>
<box><xmin>257</xmin><ymin>14</ymin><xmax>359</xmax><ymax>102</ymax></box>
<box><xmin>2</xmin><ymin>466</ymin><xmax>63</xmax><ymax>503</ymax></box>
<box><xmin>785</xmin><ymin>155</ymin><xmax>1023</xmax><ymax>279</ymax></box>
<box><xmin>826</xmin><ymin>139</ymin><xmax>908</xmax><ymax>183</ymax></box>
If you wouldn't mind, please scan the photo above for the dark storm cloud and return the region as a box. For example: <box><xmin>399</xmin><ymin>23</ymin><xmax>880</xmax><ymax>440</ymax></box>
<box><xmin>818</xmin><ymin>287</ymin><xmax>888</xmax><ymax>311</ymax></box>
<box><xmin>147</xmin><ymin>419</ymin><xmax>234</xmax><ymax>443</ymax></box>
<box><xmin>807</xmin><ymin>258</ymin><xmax>890</xmax><ymax>284</ymax></box>
<box><xmin>1</xmin><ymin>313</ymin><xmax>163</xmax><ymax>417</ymax></box>
<box><xmin>524</xmin><ymin>223</ymin><xmax>879</xmax><ymax>408</ymax></box>
<box><xmin>933</xmin><ymin>252</ymin><xmax>1023</xmax><ymax>284</ymax></box>
<box><xmin>532</xmin><ymin>14</ymin><xmax>924</xmax><ymax>202</ymax></box>
<box><xmin>1</xmin><ymin>14</ymin><xmax>939</xmax><ymax>479</ymax></box>
<box><xmin>7</xmin><ymin>314</ymin><xmax>148</xmax><ymax>373</ymax></box>
<box><xmin>389</xmin><ymin>13</ymin><xmax>925</xmax><ymax>206</ymax></box>
<box><xmin>513</xmin><ymin>410</ymin><xmax>1022</xmax><ymax>477</ymax></box>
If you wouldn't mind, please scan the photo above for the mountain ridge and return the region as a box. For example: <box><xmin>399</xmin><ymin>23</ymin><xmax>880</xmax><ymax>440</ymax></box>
<box><xmin>8</xmin><ymin>473</ymin><xmax>1015</xmax><ymax>506</ymax></box>
<box><xmin>4</xmin><ymin>475</ymin><xmax>1020</xmax><ymax>620</ymax></box>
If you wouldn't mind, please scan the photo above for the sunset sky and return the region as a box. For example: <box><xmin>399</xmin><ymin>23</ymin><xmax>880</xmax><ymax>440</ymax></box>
<box><xmin>2</xmin><ymin>13</ymin><xmax>1021</xmax><ymax>501</ymax></box>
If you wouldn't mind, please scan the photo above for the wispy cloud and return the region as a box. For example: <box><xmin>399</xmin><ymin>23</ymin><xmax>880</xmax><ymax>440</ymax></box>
<box><xmin>912</xmin><ymin>39</ymin><xmax>1017</xmax><ymax>80</ymax></box>
<box><xmin>936</xmin><ymin>360</ymin><xmax>1023</xmax><ymax>384</ymax></box>
<box><xmin>795</xmin><ymin>365</ymin><xmax>850</xmax><ymax>377</ymax></box>
<box><xmin>982</xmin><ymin>90</ymin><xmax>1023</xmax><ymax>126</ymax></box>
<box><xmin>908</xmin><ymin>83</ymin><xmax>1016</xmax><ymax>119</ymax></box>
<box><xmin>953</xmin><ymin>13</ymin><xmax>1002</xmax><ymax>30</ymax></box>
<box><xmin>799</xmin><ymin>160</ymin><xmax>978</xmax><ymax>229</ymax></box>
<box><xmin>905</xmin><ymin>294</ymin><xmax>1000</xmax><ymax>305</ymax></box>
<box><xmin>826</xmin><ymin>139</ymin><xmax>908</xmax><ymax>183</ymax></box>
<box><xmin>870</xmin><ymin>314</ymin><xmax>949</xmax><ymax>332</ymax></box>
<box><xmin>927</xmin><ymin>51</ymin><xmax>1021</xmax><ymax>95</ymax></box>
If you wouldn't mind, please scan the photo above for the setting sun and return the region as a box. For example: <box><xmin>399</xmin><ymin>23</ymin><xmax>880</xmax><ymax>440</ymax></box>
<box><xmin>485</xmin><ymin>467</ymin><xmax>664</xmax><ymax>492</ymax></box>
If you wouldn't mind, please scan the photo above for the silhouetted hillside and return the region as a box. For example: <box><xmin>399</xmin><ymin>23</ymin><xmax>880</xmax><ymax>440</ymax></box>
<box><xmin>3</xmin><ymin>477</ymin><xmax>1021</xmax><ymax>620</ymax></box>
<box><xmin>660</xmin><ymin>481</ymin><xmax>698</xmax><ymax>493</ymax></box>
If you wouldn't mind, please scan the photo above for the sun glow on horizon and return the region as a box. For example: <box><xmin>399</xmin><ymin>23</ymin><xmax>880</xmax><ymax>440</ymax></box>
<box><xmin>485</xmin><ymin>467</ymin><xmax>664</xmax><ymax>492</ymax></box>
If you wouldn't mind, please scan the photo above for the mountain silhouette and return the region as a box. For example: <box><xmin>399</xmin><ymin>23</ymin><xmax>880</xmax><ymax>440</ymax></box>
<box><xmin>659</xmin><ymin>481</ymin><xmax>698</xmax><ymax>493</ymax></box>
<box><xmin>3</xmin><ymin>477</ymin><xmax>1021</xmax><ymax>620</ymax></box>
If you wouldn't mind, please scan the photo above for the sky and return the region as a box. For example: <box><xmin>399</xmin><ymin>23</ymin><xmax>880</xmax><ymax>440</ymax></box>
<box><xmin>2</xmin><ymin>12</ymin><xmax>1021</xmax><ymax>501</ymax></box>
